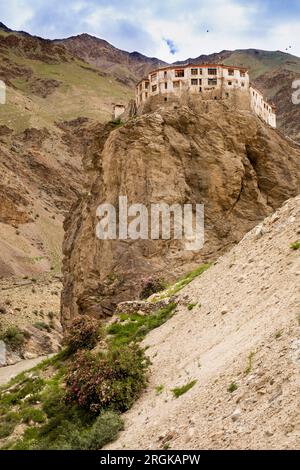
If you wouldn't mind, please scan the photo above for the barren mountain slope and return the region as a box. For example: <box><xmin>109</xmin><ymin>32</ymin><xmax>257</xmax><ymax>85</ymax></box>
<box><xmin>62</xmin><ymin>97</ymin><xmax>300</xmax><ymax>325</ymax></box>
<box><xmin>0</xmin><ymin>26</ymin><xmax>132</xmax><ymax>277</ymax></box>
<box><xmin>107</xmin><ymin>195</ymin><xmax>300</xmax><ymax>450</ymax></box>
<box><xmin>57</xmin><ymin>34</ymin><xmax>167</xmax><ymax>87</ymax></box>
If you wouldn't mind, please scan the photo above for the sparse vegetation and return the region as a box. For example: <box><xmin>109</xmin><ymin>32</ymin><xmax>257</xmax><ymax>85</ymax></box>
<box><xmin>153</xmin><ymin>264</ymin><xmax>211</xmax><ymax>300</ymax></box>
<box><xmin>228</xmin><ymin>382</ymin><xmax>238</xmax><ymax>393</ymax></box>
<box><xmin>187</xmin><ymin>303</ymin><xmax>197</xmax><ymax>311</ymax></box>
<box><xmin>107</xmin><ymin>303</ymin><xmax>176</xmax><ymax>347</ymax></box>
<box><xmin>155</xmin><ymin>385</ymin><xmax>164</xmax><ymax>395</ymax></box>
<box><xmin>290</xmin><ymin>240</ymin><xmax>300</xmax><ymax>250</ymax></box>
<box><xmin>33</xmin><ymin>321</ymin><xmax>51</xmax><ymax>333</ymax></box>
<box><xmin>171</xmin><ymin>380</ymin><xmax>197</xmax><ymax>398</ymax></box>
<box><xmin>275</xmin><ymin>330</ymin><xmax>283</xmax><ymax>339</ymax></box>
<box><xmin>244</xmin><ymin>352</ymin><xmax>255</xmax><ymax>375</ymax></box>
<box><xmin>110</xmin><ymin>118</ymin><xmax>123</xmax><ymax>127</ymax></box>
<box><xmin>0</xmin><ymin>326</ymin><xmax>26</xmax><ymax>350</ymax></box>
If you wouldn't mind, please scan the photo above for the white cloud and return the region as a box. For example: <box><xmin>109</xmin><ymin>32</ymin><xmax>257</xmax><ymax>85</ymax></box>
<box><xmin>0</xmin><ymin>0</ymin><xmax>299</xmax><ymax>60</ymax></box>
<box><xmin>1</xmin><ymin>0</ymin><xmax>35</xmax><ymax>30</ymax></box>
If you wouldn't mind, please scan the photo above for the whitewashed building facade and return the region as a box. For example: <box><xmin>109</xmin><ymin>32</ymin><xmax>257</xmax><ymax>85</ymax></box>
<box><xmin>135</xmin><ymin>63</ymin><xmax>276</xmax><ymax>128</ymax></box>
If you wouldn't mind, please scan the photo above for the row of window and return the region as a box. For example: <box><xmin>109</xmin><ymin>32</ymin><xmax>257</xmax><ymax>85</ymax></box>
<box><xmin>149</xmin><ymin>68</ymin><xmax>246</xmax><ymax>82</ymax></box>
<box><xmin>147</xmin><ymin>78</ymin><xmax>245</xmax><ymax>92</ymax></box>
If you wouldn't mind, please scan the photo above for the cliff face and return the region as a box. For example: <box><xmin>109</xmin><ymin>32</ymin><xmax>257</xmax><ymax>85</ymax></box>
<box><xmin>61</xmin><ymin>98</ymin><xmax>300</xmax><ymax>326</ymax></box>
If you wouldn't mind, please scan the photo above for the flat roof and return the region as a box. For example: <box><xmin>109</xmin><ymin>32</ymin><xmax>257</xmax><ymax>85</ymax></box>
<box><xmin>136</xmin><ymin>63</ymin><xmax>249</xmax><ymax>86</ymax></box>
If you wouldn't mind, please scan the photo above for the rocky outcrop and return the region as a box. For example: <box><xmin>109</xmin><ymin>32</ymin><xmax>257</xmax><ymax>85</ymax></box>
<box><xmin>61</xmin><ymin>98</ymin><xmax>300</xmax><ymax>327</ymax></box>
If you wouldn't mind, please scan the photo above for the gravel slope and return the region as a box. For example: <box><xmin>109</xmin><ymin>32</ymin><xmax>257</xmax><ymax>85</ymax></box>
<box><xmin>107</xmin><ymin>195</ymin><xmax>300</xmax><ymax>450</ymax></box>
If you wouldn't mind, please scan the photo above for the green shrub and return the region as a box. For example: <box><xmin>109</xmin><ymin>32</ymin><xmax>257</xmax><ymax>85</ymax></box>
<box><xmin>1</xmin><ymin>376</ymin><xmax>45</xmax><ymax>406</ymax></box>
<box><xmin>21</xmin><ymin>408</ymin><xmax>46</xmax><ymax>424</ymax></box>
<box><xmin>65</xmin><ymin>345</ymin><xmax>150</xmax><ymax>414</ymax></box>
<box><xmin>155</xmin><ymin>385</ymin><xmax>164</xmax><ymax>395</ymax></box>
<box><xmin>290</xmin><ymin>241</ymin><xmax>300</xmax><ymax>250</ymax></box>
<box><xmin>228</xmin><ymin>382</ymin><xmax>238</xmax><ymax>393</ymax></box>
<box><xmin>33</xmin><ymin>322</ymin><xmax>51</xmax><ymax>333</ymax></box>
<box><xmin>187</xmin><ymin>303</ymin><xmax>197</xmax><ymax>311</ymax></box>
<box><xmin>139</xmin><ymin>277</ymin><xmax>166</xmax><ymax>300</ymax></box>
<box><xmin>0</xmin><ymin>327</ymin><xmax>26</xmax><ymax>350</ymax></box>
<box><xmin>0</xmin><ymin>412</ymin><xmax>20</xmax><ymax>438</ymax></box>
<box><xmin>67</xmin><ymin>412</ymin><xmax>124</xmax><ymax>450</ymax></box>
<box><xmin>64</xmin><ymin>316</ymin><xmax>102</xmax><ymax>353</ymax></box>
<box><xmin>172</xmin><ymin>380</ymin><xmax>197</xmax><ymax>398</ymax></box>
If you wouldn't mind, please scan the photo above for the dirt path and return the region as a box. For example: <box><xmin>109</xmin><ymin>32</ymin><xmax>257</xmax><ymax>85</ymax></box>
<box><xmin>0</xmin><ymin>355</ymin><xmax>52</xmax><ymax>386</ymax></box>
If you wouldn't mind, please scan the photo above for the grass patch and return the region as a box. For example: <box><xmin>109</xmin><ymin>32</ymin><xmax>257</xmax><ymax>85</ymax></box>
<box><xmin>171</xmin><ymin>380</ymin><xmax>197</xmax><ymax>398</ymax></box>
<box><xmin>290</xmin><ymin>241</ymin><xmax>300</xmax><ymax>250</ymax></box>
<box><xmin>20</xmin><ymin>408</ymin><xmax>46</xmax><ymax>424</ymax></box>
<box><xmin>107</xmin><ymin>302</ymin><xmax>177</xmax><ymax>348</ymax></box>
<box><xmin>33</xmin><ymin>322</ymin><xmax>51</xmax><ymax>333</ymax></box>
<box><xmin>154</xmin><ymin>264</ymin><xmax>211</xmax><ymax>300</ymax></box>
<box><xmin>228</xmin><ymin>382</ymin><xmax>238</xmax><ymax>393</ymax></box>
<box><xmin>244</xmin><ymin>352</ymin><xmax>255</xmax><ymax>375</ymax></box>
<box><xmin>0</xmin><ymin>412</ymin><xmax>21</xmax><ymax>438</ymax></box>
<box><xmin>187</xmin><ymin>303</ymin><xmax>197</xmax><ymax>311</ymax></box>
<box><xmin>155</xmin><ymin>385</ymin><xmax>164</xmax><ymax>395</ymax></box>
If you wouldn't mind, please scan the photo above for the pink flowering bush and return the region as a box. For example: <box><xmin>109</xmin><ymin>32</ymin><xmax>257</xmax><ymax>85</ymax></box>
<box><xmin>64</xmin><ymin>316</ymin><xmax>102</xmax><ymax>353</ymax></box>
<box><xmin>65</xmin><ymin>345</ymin><xmax>150</xmax><ymax>413</ymax></box>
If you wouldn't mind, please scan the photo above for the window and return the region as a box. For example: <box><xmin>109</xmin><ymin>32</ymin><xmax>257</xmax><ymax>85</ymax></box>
<box><xmin>241</xmin><ymin>82</ymin><xmax>245</xmax><ymax>87</ymax></box>
<box><xmin>228</xmin><ymin>69</ymin><xmax>234</xmax><ymax>76</ymax></box>
<box><xmin>173</xmin><ymin>81</ymin><xmax>180</xmax><ymax>88</ymax></box>
<box><xmin>208</xmin><ymin>78</ymin><xmax>217</xmax><ymax>86</ymax></box>
<box><xmin>164</xmin><ymin>71</ymin><xmax>167</xmax><ymax>79</ymax></box>
<box><xmin>139</xmin><ymin>84</ymin><xmax>142</xmax><ymax>92</ymax></box>
<box><xmin>199</xmin><ymin>68</ymin><xmax>203</xmax><ymax>75</ymax></box>
<box><xmin>228</xmin><ymin>81</ymin><xmax>232</xmax><ymax>86</ymax></box>
<box><xmin>175</xmin><ymin>69</ymin><xmax>184</xmax><ymax>77</ymax></box>
<box><xmin>208</xmin><ymin>68</ymin><xmax>217</xmax><ymax>75</ymax></box>
<box><xmin>152</xmin><ymin>84</ymin><xmax>157</xmax><ymax>92</ymax></box>
<box><xmin>199</xmin><ymin>78</ymin><xmax>202</xmax><ymax>85</ymax></box>
<box><xmin>145</xmin><ymin>81</ymin><xmax>149</xmax><ymax>89</ymax></box>
<box><xmin>151</xmin><ymin>73</ymin><xmax>157</xmax><ymax>81</ymax></box>
<box><xmin>191</xmin><ymin>78</ymin><xmax>198</xmax><ymax>85</ymax></box>
<box><xmin>199</xmin><ymin>87</ymin><xmax>202</xmax><ymax>92</ymax></box>
<box><xmin>191</xmin><ymin>68</ymin><xmax>198</xmax><ymax>75</ymax></box>
<box><xmin>145</xmin><ymin>92</ymin><xmax>148</xmax><ymax>99</ymax></box>
<box><xmin>164</xmin><ymin>82</ymin><xmax>168</xmax><ymax>90</ymax></box>
<box><xmin>240</xmin><ymin>71</ymin><xmax>246</xmax><ymax>77</ymax></box>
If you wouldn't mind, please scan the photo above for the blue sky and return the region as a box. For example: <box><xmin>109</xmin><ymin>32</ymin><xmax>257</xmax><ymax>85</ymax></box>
<box><xmin>0</xmin><ymin>0</ymin><xmax>299</xmax><ymax>61</ymax></box>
